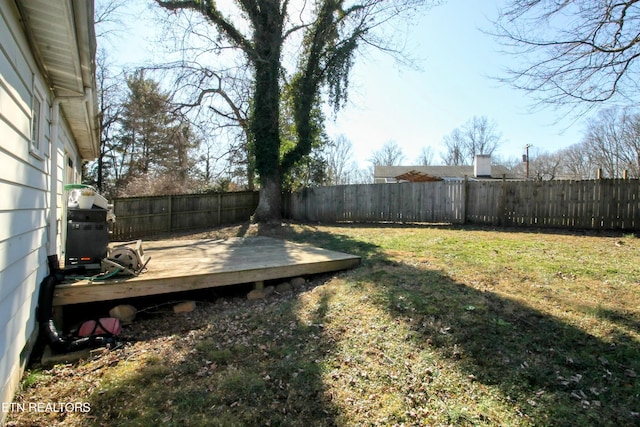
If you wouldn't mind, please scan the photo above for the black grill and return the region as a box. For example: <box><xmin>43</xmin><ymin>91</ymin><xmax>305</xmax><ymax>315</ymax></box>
<box><xmin>65</xmin><ymin>208</ymin><xmax>109</xmax><ymax>270</ymax></box>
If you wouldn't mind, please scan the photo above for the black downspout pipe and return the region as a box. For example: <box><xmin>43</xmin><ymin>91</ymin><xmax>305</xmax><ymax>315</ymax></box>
<box><xmin>37</xmin><ymin>255</ymin><xmax>116</xmax><ymax>353</ymax></box>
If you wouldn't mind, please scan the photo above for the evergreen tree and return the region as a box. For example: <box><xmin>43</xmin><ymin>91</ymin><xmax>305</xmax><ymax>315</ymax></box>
<box><xmin>115</xmin><ymin>70</ymin><xmax>199</xmax><ymax>195</ymax></box>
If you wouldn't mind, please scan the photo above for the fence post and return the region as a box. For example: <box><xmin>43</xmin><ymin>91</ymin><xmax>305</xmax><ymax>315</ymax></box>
<box><xmin>463</xmin><ymin>176</ymin><xmax>468</xmax><ymax>224</ymax></box>
<box><xmin>217</xmin><ymin>193</ymin><xmax>222</xmax><ymax>225</ymax></box>
<box><xmin>167</xmin><ymin>195</ymin><xmax>172</xmax><ymax>233</ymax></box>
<box><xmin>500</xmin><ymin>174</ymin><xmax>506</xmax><ymax>226</ymax></box>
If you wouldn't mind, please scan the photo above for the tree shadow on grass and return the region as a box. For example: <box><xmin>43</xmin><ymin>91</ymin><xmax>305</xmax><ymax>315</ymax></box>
<box><xmin>81</xmin><ymin>222</ymin><xmax>639</xmax><ymax>426</ymax></box>
<box><xmin>595</xmin><ymin>307</ymin><xmax>640</xmax><ymax>337</ymax></box>
<box><xmin>274</xmin><ymin>223</ymin><xmax>640</xmax><ymax>426</ymax></box>
<box><xmin>83</xmin><ymin>290</ymin><xmax>345</xmax><ymax>427</ymax></box>
<box><xmin>78</xmin><ymin>222</ymin><xmax>381</xmax><ymax>426</ymax></box>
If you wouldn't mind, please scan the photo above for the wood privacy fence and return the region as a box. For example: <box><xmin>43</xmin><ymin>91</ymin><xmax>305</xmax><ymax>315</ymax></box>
<box><xmin>285</xmin><ymin>179</ymin><xmax>640</xmax><ymax>231</ymax></box>
<box><xmin>110</xmin><ymin>191</ymin><xmax>259</xmax><ymax>240</ymax></box>
<box><xmin>109</xmin><ymin>179</ymin><xmax>640</xmax><ymax>239</ymax></box>
<box><xmin>286</xmin><ymin>182</ymin><xmax>465</xmax><ymax>224</ymax></box>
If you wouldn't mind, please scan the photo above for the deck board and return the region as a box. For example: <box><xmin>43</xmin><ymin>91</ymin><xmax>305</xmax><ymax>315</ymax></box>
<box><xmin>53</xmin><ymin>237</ymin><xmax>361</xmax><ymax>306</ymax></box>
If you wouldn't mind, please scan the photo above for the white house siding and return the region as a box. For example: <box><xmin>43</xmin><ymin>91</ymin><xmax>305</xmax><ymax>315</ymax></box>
<box><xmin>0</xmin><ymin>0</ymin><xmax>82</xmax><ymax>419</ymax></box>
<box><xmin>57</xmin><ymin>123</ymin><xmax>83</xmax><ymax>263</ymax></box>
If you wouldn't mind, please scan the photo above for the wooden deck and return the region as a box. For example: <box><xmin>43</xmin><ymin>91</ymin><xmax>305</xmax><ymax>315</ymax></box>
<box><xmin>52</xmin><ymin>237</ymin><xmax>361</xmax><ymax>306</ymax></box>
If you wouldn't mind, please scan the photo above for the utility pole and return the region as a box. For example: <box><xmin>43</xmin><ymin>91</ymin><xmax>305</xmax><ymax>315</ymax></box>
<box><xmin>523</xmin><ymin>144</ymin><xmax>532</xmax><ymax>179</ymax></box>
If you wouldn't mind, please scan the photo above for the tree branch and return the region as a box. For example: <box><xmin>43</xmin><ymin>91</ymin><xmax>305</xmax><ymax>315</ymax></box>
<box><xmin>156</xmin><ymin>0</ymin><xmax>255</xmax><ymax>56</ymax></box>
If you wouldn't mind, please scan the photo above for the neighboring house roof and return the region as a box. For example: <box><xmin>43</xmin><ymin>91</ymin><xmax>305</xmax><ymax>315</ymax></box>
<box><xmin>16</xmin><ymin>0</ymin><xmax>99</xmax><ymax>159</ymax></box>
<box><xmin>374</xmin><ymin>165</ymin><xmax>515</xmax><ymax>182</ymax></box>
<box><xmin>394</xmin><ymin>170</ymin><xmax>443</xmax><ymax>182</ymax></box>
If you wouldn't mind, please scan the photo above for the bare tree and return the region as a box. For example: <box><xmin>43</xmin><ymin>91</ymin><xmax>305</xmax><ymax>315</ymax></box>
<box><xmin>416</xmin><ymin>146</ymin><xmax>435</xmax><ymax>165</ymax></box>
<box><xmin>465</xmin><ymin>116</ymin><xmax>503</xmax><ymax>157</ymax></box>
<box><xmin>582</xmin><ymin>107</ymin><xmax>640</xmax><ymax>178</ymax></box>
<box><xmin>144</xmin><ymin>59</ymin><xmax>256</xmax><ymax>189</ymax></box>
<box><xmin>441</xmin><ymin>116</ymin><xmax>503</xmax><ymax>165</ymax></box>
<box><xmin>87</xmin><ymin>0</ymin><xmax>128</xmax><ymax>195</ymax></box>
<box><xmin>92</xmin><ymin>48</ymin><xmax>125</xmax><ymax>195</ymax></box>
<box><xmin>529</xmin><ymin>150</ymin><xmax>564</xmax><ymax>181</ymax></box>
<box><xmin>325</xmin><ymin>134</ymin><xmax>355</xmax><ymax>185</ymax></box>
<box><xmin>493</xmin><ymin>1</ymin><xmax>640</xmax><ymax>112</ymax></box>
<box><xmin>441</xmin><ymin>128</ymin><xmax>465</xmax><ymax>165</ymax></box>
<box><xmin>559</xmin><ymin>144</ymin><xmax>596</xmax><ymax>180</ymax></box>
<box><xmin>617</xmin><ymin>110</ymin><xmax>640</xmax><ymax>177</ymax></box>
<box><xmin>352</xmin><ymin>166</ymin><xmax>374</xmax><ymax>184</ymax></box>
<box><xmin>94</xmin><ymin>0</ymin><xmax>125</xmax><ymax>41</ymax></box>
<box><xmin>369</xmin><ymin>140</ymin><xmax>405</xmax><ymax>166</ymax></box>
<box><xmin>583</xmin><ymin>108</ymin><xmax>625</xmax><ymax>178</ymax></box>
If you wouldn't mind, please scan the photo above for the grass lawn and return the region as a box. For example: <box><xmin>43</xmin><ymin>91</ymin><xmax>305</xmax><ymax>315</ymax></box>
<box><xmin>8</xmin><ymin>223</ymin><xmax>640</xmax><ymax>426</ymax></box>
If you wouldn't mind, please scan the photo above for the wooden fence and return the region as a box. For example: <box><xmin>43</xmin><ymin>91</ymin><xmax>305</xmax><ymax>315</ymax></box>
<box><xmin>109</xmin><ymin>179</ymin><xmax>640</xmax><ymax>239</ymax></box>
<box><xmin>285</xmin><ymin>182</ymin><xmax>465</xmax><ymax>224</ymax></box>
<box><xmin>110</xmin><ymin>191</ymin><xmax>259</xmax><ymax>240</ymax></box>
<box><xmin>285</xmin><ymin>179</ymin><xmax>640</xmax><ymax>231</ymax></box>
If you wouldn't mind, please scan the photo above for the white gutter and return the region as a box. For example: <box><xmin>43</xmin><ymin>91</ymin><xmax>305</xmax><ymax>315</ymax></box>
<box><xmin>48</xmin><ymin>88</ymin><xmax>93</xmax><ymax>256</ymax></box>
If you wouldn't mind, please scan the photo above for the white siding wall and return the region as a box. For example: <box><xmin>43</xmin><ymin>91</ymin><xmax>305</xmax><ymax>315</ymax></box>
<box><xmin>58</xmin><ymin>121</ymin><xmax>82</xmax><ymax>262</ymax></box>
<box><xmin>0</xmin><ymin>1</ymin><xmax>81</xmax><ymax>417</ymax></box>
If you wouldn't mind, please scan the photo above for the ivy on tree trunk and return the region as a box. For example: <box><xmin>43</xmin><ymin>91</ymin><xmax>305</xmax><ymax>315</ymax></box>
<box><xmin>156</xmin><ymin>0</ymin><xmax>435</xmax><ymax>223</ymax></box>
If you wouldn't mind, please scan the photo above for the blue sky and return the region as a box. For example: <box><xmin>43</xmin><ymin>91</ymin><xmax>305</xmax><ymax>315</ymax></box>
<box><xmin>325</xmin><ymin>0</ymin><xmax>587</xmax><ymax>167</ymax></box>
<box><xmin>104</xmin><ymin>0</ymin><xmax>588</xmax><ymax>168</ymax></box>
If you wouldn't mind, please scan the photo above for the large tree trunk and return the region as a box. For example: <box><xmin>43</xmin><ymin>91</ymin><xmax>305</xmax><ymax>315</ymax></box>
<box><xmin>253</xmin><ymin>173</ymin><xmax>281</xmax><ymax>223</ymax></box>
<box><xmin>250</xmin><ymin>57</ymin><xmax>281</xmax><ymax>222</ymax></box>
<box><xmin>249</xmin><ymin>2</ymin><xmax>284</xmax><ymax>223</ymax></box>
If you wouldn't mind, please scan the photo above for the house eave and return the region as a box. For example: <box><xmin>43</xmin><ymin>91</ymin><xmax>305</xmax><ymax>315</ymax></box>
<box><xmin>16</xmin><ymin>0</ymin><xmax>99</xmax><ymax>160</ymax></box>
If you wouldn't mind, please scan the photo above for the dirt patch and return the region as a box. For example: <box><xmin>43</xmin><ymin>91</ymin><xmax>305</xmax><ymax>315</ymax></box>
<box><xmin>137</xmin><ymin>221</ymin><xmax>288</xmax><ymax>241</ymax></box>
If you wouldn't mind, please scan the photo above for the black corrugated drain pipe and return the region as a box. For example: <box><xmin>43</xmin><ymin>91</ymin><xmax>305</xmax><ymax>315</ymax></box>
<box><xmin>37</xmin><ymin>255</ymin><xmax>116</xmax><ymax>353</ymax></box>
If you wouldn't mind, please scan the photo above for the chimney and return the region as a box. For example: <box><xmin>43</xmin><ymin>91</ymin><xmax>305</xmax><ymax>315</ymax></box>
<box><xmin>474</xmin><ymin>154</ymin><xmax>492</xmax><ymax>178</ymax></box>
